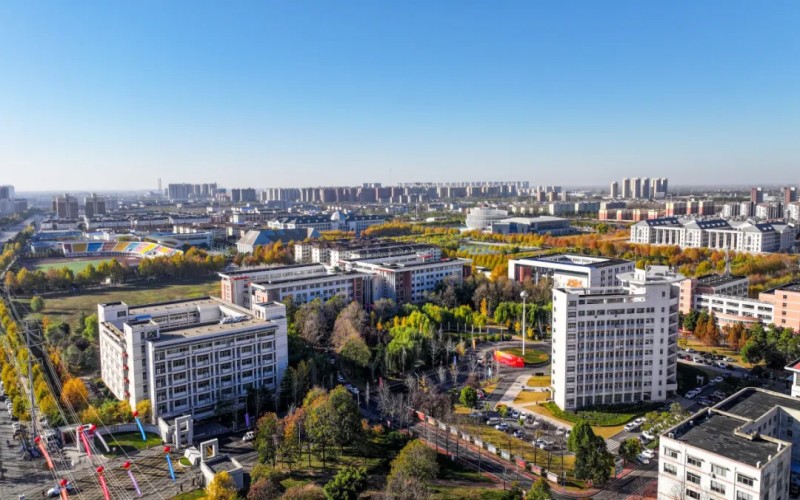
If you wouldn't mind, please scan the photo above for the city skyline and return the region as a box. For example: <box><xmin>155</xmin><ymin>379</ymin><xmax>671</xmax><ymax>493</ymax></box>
<box><xmin>1</xmin><ymin>1</ymin><xmax>799</xmax><ymax>190</ymax></box>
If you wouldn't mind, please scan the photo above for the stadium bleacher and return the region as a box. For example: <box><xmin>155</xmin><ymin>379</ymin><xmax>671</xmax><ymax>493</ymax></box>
<box><xmin>60</xmin><ymin>240</ymin><xmax>181</xmax><ymax>258</ymax></box>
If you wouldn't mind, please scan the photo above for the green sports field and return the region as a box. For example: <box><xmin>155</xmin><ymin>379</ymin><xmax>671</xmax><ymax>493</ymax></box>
<box><xmin>33</xmin><ymin>257</ymin><xmax>114</xmax><ymax>274</ymax></box>
<box><xmin>31</xmin><ymin>277</ymin><xmax>220</xmax><ymax>325</ymax></box>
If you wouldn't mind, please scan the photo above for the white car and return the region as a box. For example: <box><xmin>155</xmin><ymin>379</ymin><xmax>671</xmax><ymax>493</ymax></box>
<box><xmin>711</xmin><ymin>376</ymin><xmax>724</xmax><ymax>384</ymax></box>
<box><xmin>641</xmin><ymin>448</ymin><xmax>655</xmax><ymax>459</ymax></box>
<box><xmin>624</xmin><ymin>422</ymin><xmax>640</xmax><ymax>432</ymax></box>
<box><xmin>242</xmin><ymin>431</ymin><xmax>255</xmax><ymax>442</ymax></box>
<box><xmin>637</xmin><ymin>454</ymin><xmax>650</xmax><ymax>464</ymax></box>
<box><xmin>642</xmin><ymin>430</ymin><xmax>655</xmax><ymax>440</ymax></box>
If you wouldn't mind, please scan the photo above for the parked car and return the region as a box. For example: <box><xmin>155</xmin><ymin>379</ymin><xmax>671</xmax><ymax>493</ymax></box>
<box><xmin>47</xmin><ymin>483</ymin><xmax>77</xmax><ymax>498</ymax></box>
<box><xmin>642</xmin><ymin>430</ymin><xmax>656</xmax><ymax>440</ymax></box>
<box><xmin>686</xmin><ymin>348</ymin><xmax>696</xmax><ymax>353</ymax></box>
<box><xmin>495</xmin><ymin>423</ymin><xmax>509</xmax><ymax>431</ymax></box>
<box><xmin>637</xmin><ymin>454</ymin><xmax>650</xmax><ymax>464</ymax></box>
<box><xmin>624</xmin><ymin>422</ymin><xmax>640</xmax><ymax>432</ymax></box>
<box><xmin>641</xmin><ymin>448</ymin><xmax>655</xmax><ymax>459</ymax></box>
<box><xmin>242</xmin><ymin>431</ymin><xmax>255</xmax><ymax>442</ymax></box>
<box><xmin>509</xmin><ymin>409</ymin><xmax>520</xmax><ymax>419</ymax></box>
<box><xmin>486</xmin><ymin>417</ymin><xmax>501</xmax><ymax>426</ymax></box>
<box><xmin>711</xmin><ymin>376</ymin><xmax>724</xmax><ymax>384</ymax></box>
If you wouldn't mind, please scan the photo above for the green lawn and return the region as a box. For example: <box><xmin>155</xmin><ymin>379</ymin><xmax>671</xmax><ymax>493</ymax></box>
<box><xmin>170</xmin><ymin>491</ymin><xmax>205</xmax><ymax>500</ymax></box>
<box><xmin>33</xmin><ymin>258</ymin><xmax>114</xmax><ymax>274</ymax></box>
<box><xmin>431</xmin><ymin>485</ymin><xmax>509</xmax><ymax>499</ymax></box>
<box><xmin>541</xmin><ymin>402</ymin><xmax>637</xmax><ymax>427</ymax></box>
<box><xmin>503</xmin><ymin>347</ymin><xmax>550</xmax><ymax>365</ymax></box>
<box><xmin>106</xmin><ymin>431</ymin><xmax>162</xmax><ymax>454</ymax></box>
<box><xmin>36</xmin><ymin>277</ymin><xmax>219</xmax><ymax>324</ymax></box>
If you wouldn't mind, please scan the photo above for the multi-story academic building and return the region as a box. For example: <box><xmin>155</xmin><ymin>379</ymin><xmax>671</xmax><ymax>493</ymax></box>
<box><xmin>508</xmin><ymin>254</ymin><xmax>634</xmax><ymax>289</ymax></box>
<box><xmin>98</xmin><ymin>297</ymin><xmax>288</xmax><ymax>421</ymax></box>
<box><xmin>551</xmin><ymin>266</ymin><xmax>683</xmax><ymax>411</ymax></box>
<box><xmin>658</xmin><ymin>388</ymin><xmax>798</xmax><ymax>500</ymax></box>
<box><xmin>630</xmin><ymin>217</ymin><xmax>796</xmax><ymax>254</ymax></box>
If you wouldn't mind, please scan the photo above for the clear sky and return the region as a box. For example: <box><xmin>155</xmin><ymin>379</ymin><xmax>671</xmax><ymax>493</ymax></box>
<box><xmin>1</xmin><ymin>1</ymin><xmax>798</xmax><ymax>191</ymax></box>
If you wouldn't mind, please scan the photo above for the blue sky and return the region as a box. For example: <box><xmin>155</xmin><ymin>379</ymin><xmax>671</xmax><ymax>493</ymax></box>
<box><xmin>0</xmin><ymin>1</ymin><xmax>798</xmax><ymax>191</ymax></box>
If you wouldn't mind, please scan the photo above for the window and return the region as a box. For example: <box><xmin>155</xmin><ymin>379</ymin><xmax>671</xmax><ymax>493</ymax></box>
<box><xmin>711</xmin><ymin>464</ymin><xmax>727</xmax><ymax>477</ymax></box>
<box><xmin>663</xmin><ymin>463</ymin><xmax>677</xmax><ymax>475</ymax></box>
<box><xmin>736</xmin><ymin>492</ymin><xmax>753</xmax><ymax>500</ymax></box>
<box><xmin>737</xmin><ymin>474</ymin><xmax>755</xmax><ymax>487</ymax></box>
<box><xmin>687</xmin><ymin>472</ymin><xmax>701</xmax><ymax>485</ymax></box>
<box><xmin>711</xmin><ymin>481</ymin><xmax>725</xmax><ymax>494</ymax></box>
<box><xmin>687</xmin><ymin>456</ymin><xmax>702</xmax><ymax>467</ymax></box>
<box><xmin>686</xmin><ymin>489</ymin><xmax>700</xmax><ymax>499</ymax></box>
<box><xmin>663</xmin><ymin>447</ymin><xmax>679</xmax><ymax>459</ymax></box>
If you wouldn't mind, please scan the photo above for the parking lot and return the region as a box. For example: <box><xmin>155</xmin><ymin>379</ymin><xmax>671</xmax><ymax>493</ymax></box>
<box><xmin>0</xmin><ymin>401</ymin><xmax>61</xmax><ymax>498</ymax></box>
<box><xmin>467</xmin><ymin>406</ymin><xmax>572</xmax><ymax>456</ymax></box>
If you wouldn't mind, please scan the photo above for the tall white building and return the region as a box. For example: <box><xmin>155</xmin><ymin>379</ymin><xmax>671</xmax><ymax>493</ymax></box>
<box><xmin>551</xmin><ymin>266</ymin><xmax>682</xmax><ymax>411</ymax></box>
<box><xmin>658</xmin><ymin>388</ymin><xmax>798</xmax><ymax>500</ymax></box>
<box><xmin>98</xmin><ymin>297</ymin><xmax>288</xmax><ymax>421</ymax></box>
<box><xmin>508</xmin><ymin>254</ymin><xmax>634</xmax><ymax>289</ymax></box>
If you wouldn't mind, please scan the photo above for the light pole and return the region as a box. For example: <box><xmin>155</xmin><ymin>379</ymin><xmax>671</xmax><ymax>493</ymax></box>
<box><xmin>520</xmin><ymin>291</ymin><xmax>528</xmax><ymax>356</ymax></box>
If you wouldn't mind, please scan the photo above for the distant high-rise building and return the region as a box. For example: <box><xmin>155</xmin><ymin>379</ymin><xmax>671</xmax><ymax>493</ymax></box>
<box><xmin>84</xmin><ymin>193</ymin><xmax>108</xmax><ymax>218</ymax></box>
<box><xmin>782</xmin><ymin>186</ymin><xmax>797</xmax><ymax>206</ymax></box>
<box><xmin>750</xmin><ymin>187</ymin><xmax>764</xmax><ymax>204</ymax></box>
<box><xmin>621</xmin><ymin>178</ymin><xmax>632</xmax><ymax>198</ymax></box>
<box><xmin>167</xmin><ymin>183</ymin><xmax>194</xmax><ymax>202</ymax></box>
<box><xmin>52</xmin><ymin>194</ymin><xmax>79</xmax><ymax>219</ymax></box>
<box><xmin>631</xmin><ymin>177</ymin><xmax>642</xmax><ymax>199</ymax></box>
<box><xmin>609</xmin><ymin>181</ymin><xmax>619</xmax><ymax>198</ymax></box>
<box><xmin>641</xmin><ymin>178</ymin><xmax>651</xmax><ymax>200</ymax></box>
<box><xmin>0</xmin><ymin>185</ymin><xmax>15</xmax><ymax>200</ymax></box>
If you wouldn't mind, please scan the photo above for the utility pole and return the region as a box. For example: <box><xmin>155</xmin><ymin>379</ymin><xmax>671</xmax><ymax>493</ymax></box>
<box><xmin>520</xmin><ymin>291</ymin><xmax>528</xmax><ymax>356</ymax></box>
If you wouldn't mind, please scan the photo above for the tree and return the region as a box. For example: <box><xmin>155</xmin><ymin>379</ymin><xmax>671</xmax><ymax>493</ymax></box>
<box><xmin>247</xmin><ymin>478</ymin><xmax>282</xmax><ymax>500</ymax></box>
<box><xmin>82</xmin><ymin>313</ymin><xmax>99</xmax><ymax>341</ymax></box>
<box><xmin>527</xmin><ymin>478</ymin><xmax>552</xmax><ymax>500</ymax></box>
<box><xmin>459</xmin><ymin>386</ymin><xmax>478</xmax><ymax>409</ymax></box>
<box><xmin>327</xmin><ymin>386</ymin><xmax>362</xmax><ymax>451</ymax></box>
<box><xmin>387</xmin><ymin>439</ymin><xmax>439</xmax><ymax>483</ymax></box>
<box><xmin>206</xmin><ymin>470</ymin><xmax>239</xmax><ymax>500</ymax></box>
<box><xmin>61</xmin><ymin>377</ymin><xmax>89</xmax><ymax>411</ymax></box>
<box><xmin>30</xmin><ymin>295</ymin><xmax>44</xmax><ymax>313</ymax></box>
<box><xmin>618</xmin><ymin>438</ymin><xmax>642</xmax><ymax>464</ymax></box>
<box><xmin>136</xmin><ymin>399</ymin><xmax>152</xmax><ymax>422</ymax></box>
<box><xmin>255</xmin><ymin>413</ymin><xmax>282</xmax><ymax>466</ymax></box>
<box><xmin>323</xmin><ymin>466</ymin><xmax>367</xmax><ymax>500</ymax></box>
<box><xmin>741</xmin><ymin>340</ymin><xmax>763</xmax><ymax>364</ymax></box>
<box><xmin>568</xmin><ymin>420</ymin><xmax>614</xmax><ymax>485</ymax></box>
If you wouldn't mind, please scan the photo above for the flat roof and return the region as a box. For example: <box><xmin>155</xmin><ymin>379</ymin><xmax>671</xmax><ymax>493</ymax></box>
<box><xmin>218</xmin><ymin>263</ymin><xmax>323</xmax><ymax>277</ymax></box>
<box><xmin>157</xmin><ymin>316</ymin><xmax>270</xmax><ymax>342</ymax></box>
<box><xmin>716</xmin><ymin>387</ymin><xmax>800</xmax><ymax>420</ymax></box>
<box><xmin>670</xmin><ymin>411</ymin><xmax>780</xmax><ymax>468</ymax></box>
<box><xmin>250</xmin><ymin>270</ymin><xmax>367</xmax><ymax>287</ymax></box>
<box><xmin>516</xmin><ymin>254</ymin><xmax>632</xmax><ymax>269</ymax></box>
<box><xmin>696</xmin><ymin>273</ymin><xmax>748</xmax><ymax>288</ymax></box>
<box><xmin>762</xmin><ymin>281</ymin><xmax>800</xmax><ymax>295</ymax></box>
<box><xmin>366</xmin><ymin>258</ymin><xmax>468</xmax><ymax>271</ymax></box>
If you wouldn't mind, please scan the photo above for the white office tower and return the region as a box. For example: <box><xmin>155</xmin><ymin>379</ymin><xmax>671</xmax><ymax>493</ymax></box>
<box><xmin>551</xmin><ymin>266</ymin><xmax>683</xmax><ymax>411</ymax></box>
<box><xmin>98</xmin><ymin>297</ymin><xmax>288</xmax><ymax>421</ymax></box>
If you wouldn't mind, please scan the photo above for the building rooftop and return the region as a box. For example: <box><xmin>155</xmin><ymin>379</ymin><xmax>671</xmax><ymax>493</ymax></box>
<box><xmin>761</xmin><ymin>281</ymin><xmax>800</xmax><ymax>295</ymax></box>
<box><xmin>518</xmin><ymin>254</ymin><xmax>632</xmax><ymax>269</ymax></box>
<box><xmin>716</xmin><ymin>387</ymin><xmax>800</xmax><ymax>419</ymax></box>
<box><xmin>695</xmin><ymin>273</ymin><xmax>748</xmax><ymax>288</ymax></box>
<box><xmin>497</xmin><ymin>216</ymin><xmax>568</xmax><ymax>224</ymax></box>
<box><xmin>668</xmin><ymin>410</ymin><xmax>782</xmax><ymax>468</ymax></box>
<box><xmin>249</xmin><ymin>270</ymin><xmax>367</xmax><ymax>287</ymax></box>
<box><xmin>218</xmin><ymin>263</ymin><xmax>324</xmax><ymax>277</ymax></box>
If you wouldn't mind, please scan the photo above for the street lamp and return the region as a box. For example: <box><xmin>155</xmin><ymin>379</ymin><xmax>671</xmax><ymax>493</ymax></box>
<box><xmin>520</xmin><ymin>291</ymin><xmax>528</xmax><ymax>356</ymax></box>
